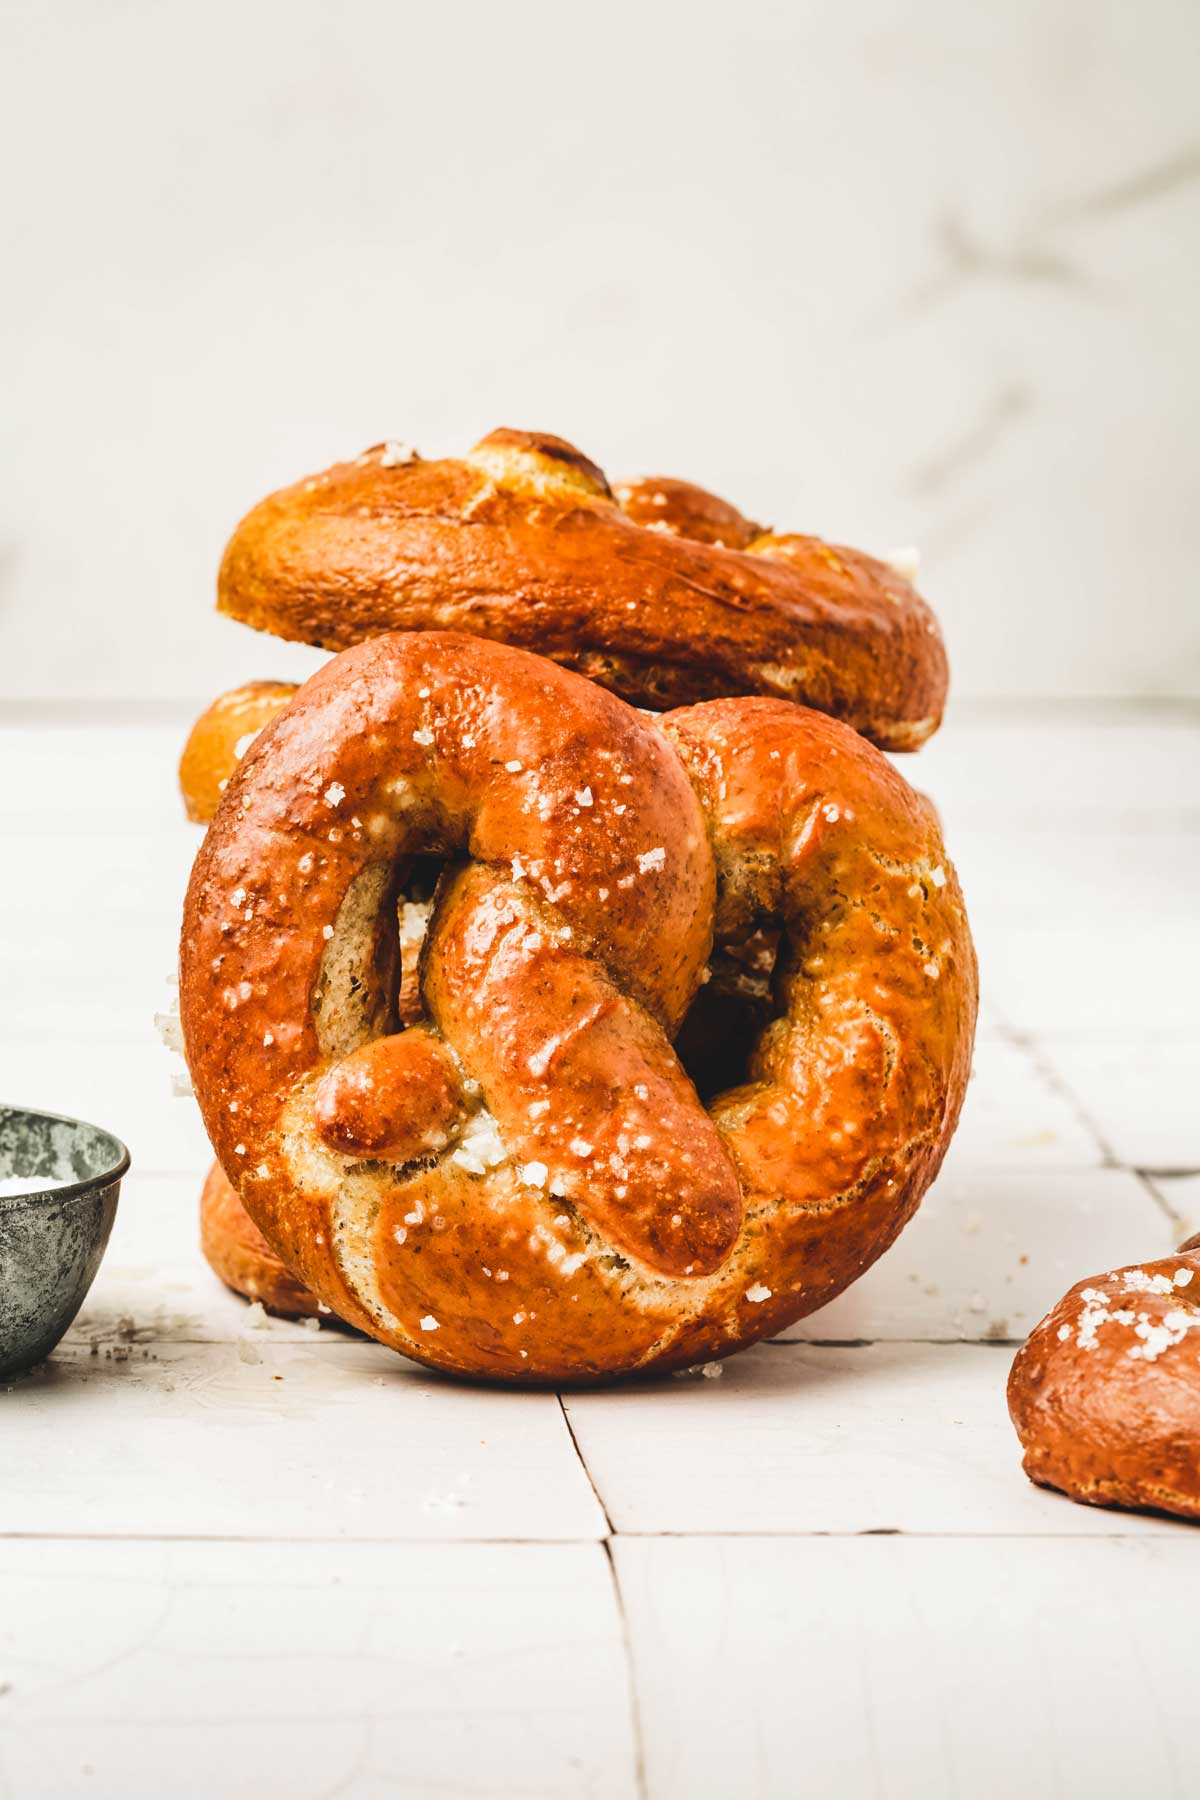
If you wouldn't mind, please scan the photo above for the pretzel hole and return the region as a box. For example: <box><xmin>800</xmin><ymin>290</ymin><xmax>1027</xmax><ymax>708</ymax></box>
<box><xmin>675</xmin><ymin>928</ymin><xmax>783</xmax><ymax>1100</ymax></box>
<box><xmin>311</xmin><ymin>854</ymin><xmax>447</xmax><ymax>1057</ymax></box>
<box><xmin>396</xmin><ymin>854</ymin><xmax>443</xmax><ymax>1026</ymax></box>
<box><xmin>310</xmin><ymin>852</ymin><xmax>469</xmax><ymax>1160</ymax></box>
<box><xmin>311</xmin><ymin>862</ymin><xmax>401</xmax><ymax>1059</ymax></box>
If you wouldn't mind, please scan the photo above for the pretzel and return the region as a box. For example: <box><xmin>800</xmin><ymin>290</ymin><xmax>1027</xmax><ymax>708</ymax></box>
<box><xmin>1008</xmin><ymin>1249</ymin><xmax>1200</xmax><ymax>1520</ymax></box>
<box><xmin>216</xmin><ymin>428</ymin><xmax>947</xmax><ymax>751</ymax></box>
<box><xmin>179</xmin><ymin>680</ymin><xmax>298</xmax><ymax>824</ymax></box>
<box><xmin>199</xmin><ymin>1159</ymin><xmax>324</xmax><ymax>1318</ymax></box>
<box><xmin>179</xmin><ymin>630</ymin><xmax>975</xmax><ymax>1381</ymax></box>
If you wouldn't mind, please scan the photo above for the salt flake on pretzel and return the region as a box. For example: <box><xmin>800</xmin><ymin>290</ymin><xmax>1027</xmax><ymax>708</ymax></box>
<box><xmin>180</xmin><ymin>632</ymin><xmax>976</xmax><ymax>1381</ymax></box>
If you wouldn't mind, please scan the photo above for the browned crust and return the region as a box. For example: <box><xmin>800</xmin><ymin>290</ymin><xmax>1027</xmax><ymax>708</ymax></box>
<box><xmin>1008</xmin><ymin>1253</ymin><xmax>1200</xmax><ymax>1521</ymax></box>
<box><xmin>179</xmin><ymin>680</ymin><xmax>298</xmax><ymax>824</ymax></box>
<box><xmin>180</xmin><ymin>632</ymin><xmax>976</xmax><ymax>1384</ymax></box>
<box><xmin>199</xmin><ymin>1159</ymin><xmax>323</xmax><ymax>1318</ymax></box>
<box><xmin>216</xmin><ymin>429</ymin><xmax>947</xmax><ymax>751</ymax></box>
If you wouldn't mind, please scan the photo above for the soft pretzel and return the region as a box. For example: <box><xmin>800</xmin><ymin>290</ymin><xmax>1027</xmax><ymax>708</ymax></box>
<box><xmin>179</xmin><ymin>631</ymin><xmax>975</xmax><ymax>1382</ymax></box>
<box><xmin>216</xmin><ymin>428</ymin><xmax>948</xmax><ymax>750</ymax></box>
<box><xmin>179</xmin><ymin>680</ymin><xmax>298</xmax><ymax>824</ymax></box>
<box><xmin>1008</xmin><ymin>1249</ymin><xmax>1200</xmax><ymax>1520</ymax></box>
<box><xmin>199</xmin><ymin>1159</ymin><xmax>324</xmax><ymax>1318</ymax></box>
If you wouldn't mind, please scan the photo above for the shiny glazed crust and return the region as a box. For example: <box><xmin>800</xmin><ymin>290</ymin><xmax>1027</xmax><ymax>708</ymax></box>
<box><xmin>179</xmin><ymin>680</ymin><xmax>298</xmax><ymax>824</ymax></box>
<box><xmin>199</xmin><ymin>1158</ymin><xmax>323</xmax><ymax>1318</ymax></box>
<box><xmin>180</xmin><ymin>631</ymin><xmax>976</xmax><ymax>1383</ymax></box>
<box><xmin>1008</xmin><ymin>1252</ymin><xmax>1200</xmax><ymax>1520</ymax></box>
<box><xmin>216</xmin><ymin>428</ymin><xmax>948</xmax><ymax>751</ymax></box>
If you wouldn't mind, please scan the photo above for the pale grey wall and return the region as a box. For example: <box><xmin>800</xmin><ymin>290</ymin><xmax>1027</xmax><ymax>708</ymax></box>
<box><xmin>2</xmin><ymin>0</ymin><xmax>1197</xmax><ymax>701</ymax></box>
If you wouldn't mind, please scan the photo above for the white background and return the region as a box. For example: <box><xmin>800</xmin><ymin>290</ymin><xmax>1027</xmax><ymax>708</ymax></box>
<box><xmin>2</xmin><ymin>0</ymin><xmax>1197</xmax><ymax>704</ymax></box>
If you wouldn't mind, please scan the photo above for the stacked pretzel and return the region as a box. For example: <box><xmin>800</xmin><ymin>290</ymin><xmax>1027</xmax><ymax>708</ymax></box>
<box><xmin>177</xmin><ymin>428</ymin><xmax>977</xmax><ymax>1382</ymax></box>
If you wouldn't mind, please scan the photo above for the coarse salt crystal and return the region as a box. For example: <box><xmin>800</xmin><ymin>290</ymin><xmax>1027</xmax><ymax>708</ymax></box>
<box><xmin>745</xmin><ymin>1283</ymin><xmax>772</xmax><ymax>1304</ymax></box>
<box><xmin>638</xmin><ymin>846</ymin><xmax>666</xmax><ymax>873</ymax></box>
<box><xmin>884</xmin><ymin>545</ymin><xmax>921</xmax><ymax>583</ymax></box>
<box><xmin>450</xmin><ymin>1109</ymin><xmax>508</xmax><ymax>1174</ymax></box>
<box><xmin>413</xmin><ymin>727</ymin><xmax>434</xmax><ymax>747</ymax></box>
<box><xmin>1122</xmin><ymin>1269</ymin><xmax>1176</xmax><ymax>1295</ymax></box>
<box><xmin>419</xmin><ymin>1315</ymin><xmax>439</xmax><ymax>1331</ymax></box>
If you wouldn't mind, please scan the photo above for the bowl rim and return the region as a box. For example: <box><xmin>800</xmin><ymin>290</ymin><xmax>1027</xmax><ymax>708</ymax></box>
<box><xmin>0</xmin><ymin>1102</ymin><xmax>131</xmax><ymax>1214</ymax></box>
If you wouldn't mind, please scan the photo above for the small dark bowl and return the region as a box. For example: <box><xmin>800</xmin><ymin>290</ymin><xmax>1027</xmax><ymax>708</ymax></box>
<box><xmin>0</xmin><ymin>1104</ymin><xmax>130</xmax><ymax>1378</ymax></box>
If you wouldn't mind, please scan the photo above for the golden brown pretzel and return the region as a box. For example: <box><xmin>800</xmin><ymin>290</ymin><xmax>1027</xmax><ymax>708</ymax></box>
<box><xmin>216</xmin><ymin>428</ymin><xmax>947</xmax><ymax>750</ymax></box>
<box><xmin>179</xmin><ymin>680</ymin><xmax>298</xmax><ymax>824</ymax></box>
<box><xmin>180</xmin><ymin>631</ymin><xmax>975</xmax><ymax>1382</ymax></box>
<box><xmin>1008</xmin><ymin>1251</ymin><xmax>1200</xmax><ymax>1520</ymax></box>
<box><xmin>199</xmin><ymin>1159</ymin><xmax>324</xmax><ymax>1318</ymax></box>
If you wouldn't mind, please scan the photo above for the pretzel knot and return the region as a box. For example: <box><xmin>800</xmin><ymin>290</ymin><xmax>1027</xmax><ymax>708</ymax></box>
<box><xmin>180</xmin><ymin>632</ymin><xmax>976</xmax><ymax>1381</ymax></box>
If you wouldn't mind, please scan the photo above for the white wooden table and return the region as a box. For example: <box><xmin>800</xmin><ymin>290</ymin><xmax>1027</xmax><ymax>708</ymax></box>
<box><xmin>1</xmin><ymin>701</ymin><xmax>1196</xmax><ymax>1800</ymax></box>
